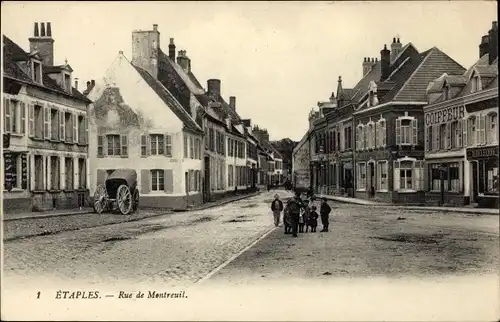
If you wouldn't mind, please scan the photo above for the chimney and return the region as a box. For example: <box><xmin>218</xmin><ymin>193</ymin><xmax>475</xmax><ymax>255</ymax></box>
<box><xmin>207</xmin><ymin>79</ymin><xmax>221</xmax><ymax>96</ymax></box>
<box><xmin>362</xmin><ymin>57</ymin><xmax>372</xmax><ymax>76</ymax></box>
<box><xmin>29</xmin><ymin>22</ymin><xmax>55</xmax><ymax>66</ymax></box>
<box><xmin>229</xmin><ymin>96</ymin><xmax>236</xmax><ymax>110</ymax></box>
<box><xmin>74</xmin><ymin>78</ymin><xmax>79</xmax><ymax>90</ymax></box>
<box><xmin>131</xmin><ymin>24</ymin><xmax>160</xmax><ymax>79</ymax></box>
<box><xmin>91</xmin><ymin>79</ymin><xmax>95</xmax><ymax>87</ymax></box>
<box><xmin>169</xmin><ymin>38</ymin><xmax>176</xmax><ymax>61</ymax></box>
<box><xmin>488</xmin><ymin>21</ymin><xmax>498</xmax><ymax>65</ymax></box>
<box><xmin>390</xmin><ymin>37</ymin><xmax>402</xmax><ymax>62</ymax></box>
<box><xmin>380</xmin><ymin>44</ymin><xmax>391</xmax><ymax>81</ymax></box>
<box><xmin>176</xmin><ymin>50</ymin><xmax>191</xmax><ymax>73</ymax></box>
<box><xmin>479</xmin><ymin>35</ymin><xmax>490</xmax><ymax>58</ymax></box>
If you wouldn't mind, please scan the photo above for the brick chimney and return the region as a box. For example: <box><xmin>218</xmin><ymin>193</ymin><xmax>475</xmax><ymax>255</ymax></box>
<box><xmin>380</xmin><ymin>44</ymin><xmax>391</xmax><ymax>81</ymax></box>
<box><xmin>479</xmin><ymin>35</ymin><xmax>490</xmax><ymax>59</ymax></box>
<box><xmin>176</xmin><ymin>50</ymin><xmax>191</xmax><ymax>73</ymax></box>
<box><xmin>169</xmin><ymin>38</ymin><xmax>176</xmax><ymax>61</ymax></box>
<box><xmin>488</xmin><ymin>21</ymin><xmax>498</xmax><ymax>65</ymax></box>
<box><xmin>29</xmin><ymin>22</ymin><xmax>55</xmax><ymax>66</ymax></box>
<box><xmin>390</xmin><ymin>37</ymin><xmax>402</xmax><ymax>62</ymax></box>
<box><xmin>207</xmin><ymin>79</ymin><xmax>221</xmax><ymax>96</ymax></box>
<box><xmin>362</xmin><ymin>57</ymin><xmax>372</xmax><ymax>76</ymax></box>
<box><xmin>229</xmin><ymin>96</ymin><xmax>236</xmax><ymax>110</ymax></box>
<box><xmin>132</xmin><ymin>24</ymin><xmax>160</xmax><ymax>79</ymax></box>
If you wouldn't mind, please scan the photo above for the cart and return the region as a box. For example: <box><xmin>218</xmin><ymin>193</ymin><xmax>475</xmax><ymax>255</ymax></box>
<box><xmin>93</xmin><ymin>169</ymin><xmax>139</xmax><ymax>215</ymax></box>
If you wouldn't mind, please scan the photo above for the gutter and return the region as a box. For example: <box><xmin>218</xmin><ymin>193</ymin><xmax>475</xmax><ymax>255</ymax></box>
<box><xmin>353</xmin><ymin>101</ymin><xmax>428</xmax><ymax>115</ymax></box>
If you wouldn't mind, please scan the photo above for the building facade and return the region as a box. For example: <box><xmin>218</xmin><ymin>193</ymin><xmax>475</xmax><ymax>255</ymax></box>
<box><xmin>87</xmin><ymin>26</ymin><xmax>204</xmax><ymax>210</ymax></box>
<box><xmin>2</xmin><ymin>23</ymin><xmax>91</xmax><ymax>213</ymax></box>
<box><xmin>424</xmin><ymin>21</ymin><xmax>498</xmax><ymax>208</ymax></box>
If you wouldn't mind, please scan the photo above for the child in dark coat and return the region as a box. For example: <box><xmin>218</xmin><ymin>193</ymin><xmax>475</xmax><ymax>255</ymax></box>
<box><xmin>320</xmin><ymin>198</ymin><xmax>332</xmax><ymax>232</ymax></box>
<box><xmin>306</xmin><ymin>206</ymin><xmax>319</xmax><ymax>232</ymax></box>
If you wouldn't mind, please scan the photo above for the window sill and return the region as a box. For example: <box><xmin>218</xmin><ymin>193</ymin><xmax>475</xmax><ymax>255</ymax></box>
<box><xmin>63</xmin><ymin>189</ymin><xmax>75</xmax><ymax>193</ymax></box>
<box><xmin>3</xmin><ymin>188</ymin><xmax>25</xmax><ymax>193</ymax></box>
<box><xmin>48</xmin><ymin>189</ymin><xmax>62</xmax><ymax>193</ymax></box>
<box><xmin>9</xmin><ymin>133</ymin><xmax>25</xmax><ymax>138</ymax></box>
<box><xmin>376</xmin><ymin>189</ymin><xmax>389</xmax><ymax>193</ymax></box>
<box><xmin>397</xmin><ymin>189</ymin><xmax>417</xmax><ymax>193</ymax></box>
<box><xmin>32</xmin><ymin>190</ymin><xmax>46</xmax><ymax>194</ymax></box>
<box><xmin>356</xmin><ymin>189</ymin><xmax>366</xmax><ymax>192</ymax></box>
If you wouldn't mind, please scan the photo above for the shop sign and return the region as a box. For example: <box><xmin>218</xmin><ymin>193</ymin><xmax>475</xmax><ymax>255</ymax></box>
<box><xmin>466</xmin><ymin>146</ymin><xmax>499</xmax><ymax>159</ymax></box>
<box><xmin>425</xmin><ymin>105</ymin><xmax>465</xmax><ymax>126</ymax></box>
<box><xmin>4</xmin><ymin>152</ymin><xmax>13</xmax><ymax>191</ymax></box>
<box><xmin>21</xmin><ymin>154</ymin><xmax>28</xmax><ymax>189</ymax></box>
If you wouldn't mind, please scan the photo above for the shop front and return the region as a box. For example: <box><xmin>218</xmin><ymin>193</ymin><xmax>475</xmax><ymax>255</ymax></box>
<box><xmin>466</xmin><ymin>145</ymin><xmax>499</xmax><ymax>208</ymax></box>
<box><xmin>424</xmin><ymin>157</ymin><xmax>467</xmax><ymax>206</ymax></box>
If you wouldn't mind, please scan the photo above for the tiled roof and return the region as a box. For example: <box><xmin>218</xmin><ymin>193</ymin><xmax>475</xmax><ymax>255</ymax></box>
<box><xmin>350</xmin><ymin>62</ymin><xmax>381</xmax><ymax>104</ymax></box>
<box><xmin>134</xmin><ymin>66</ymin><xmax>203</xmax><ymax>133</ymax></box>
<box><xmin>455</xmin><ymin>54</ymin><xmax>498</xmax><ymax>97</ymax></box>
<box><xmin>3</xmin><ymin>35</ymin><xmax>90</xmax><ymax>103</ymax></box>
<box><xmin>394</xmin><ymin>47</ymin><xmax>466</xmax><ymax>102</ymax></box>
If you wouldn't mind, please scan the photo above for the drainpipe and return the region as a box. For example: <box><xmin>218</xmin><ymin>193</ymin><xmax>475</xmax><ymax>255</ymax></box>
<box><xmin>351</xmin><ymin>115</ymin><xmax>356</xmax><ymax>198</ymax></box>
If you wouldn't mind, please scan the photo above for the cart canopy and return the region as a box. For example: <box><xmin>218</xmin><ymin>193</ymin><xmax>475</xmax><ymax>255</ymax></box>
<box><xmin>106</xmin><ymin>169</ymin><xmax>138</xmax><ymax>188</ymax></box>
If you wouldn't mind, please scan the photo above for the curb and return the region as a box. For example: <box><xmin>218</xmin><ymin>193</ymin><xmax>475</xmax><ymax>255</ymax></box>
<box><xmin>321</xmin><ymin>196</ymin><xmax>498</xmax><ymax>215</ymax></box>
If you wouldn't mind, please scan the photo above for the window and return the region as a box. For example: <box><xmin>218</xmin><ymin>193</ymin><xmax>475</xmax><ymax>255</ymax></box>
<box><xmin>184</xmin><ymin>134</ymin><xmax>189</xmax><ymax>158</ymax></box>
<box><xmin>450</xmin><ymin>120</ymin><xmax>462</xmax><ymax>148</ymax></box>
<box><xmin>2</xmin><ymin>99</ymin><xmax>26</xmax><ymax>135</ymax></box>
<box><xmin>430</xmin><ymin>164</ymin><xmax>442</xmax><ymax>191</ymax></box>
<box><xmin>471</xmin><ymin>76</ymin><xmax>482</xmax><ymax>93</ymax></box>
<box><xmin>64</xmin><ymin>74</ymin><xmax>71</xmax><ymax>93</ymax></box>
<box><xmin>449</xmin><ymin>163</ymin><xmax>460</xmax><ymax>192</ymax></box>
<box><xmin>166</xmin><ymin>135</ymin><xmax>172</xmax><ymax>157</ymax></box>
<box><xmin>34</xmin><ymin>155</ymin><xmax>44</xmax><ymax>190</ymax></box>
<box><xmin>78</xmin><ymin>158</ymin><xmax>86</xmax><ymax>189</ymax></box>
<box><xmin>65</xmin><ymin>157</ymin><xmax>74</xmax><ymax>190</ymax></box>
<box><xmin>32</xmin><ymin>61</ymin><xmax>42</xmax><ymax>84</ymax></box>
<box><xmin>65</xmin><ymin>112</ymin><xmax>73</xmax><ymax>142</ymax></box>
<box><xmin>468</xmin><ymin>117</ymin><xmax>477</xmax><ymax>146</ymax></box>
<box><xmin>356</xmin><ymin>162</ymin><xmax>366</xmax><ymax>190</ymax></box>
<box><xmin>49</xmin><ymin>108</ymin><xmax>59</xmax><ymax>140</ymax></box>
<box><xmin>189</xmin><ymin>137</ymin><xmax>194</xmax><ymax>159</ymax></box>
<box><xmin>209</xmin><ymin>128</ymin><xmax>215</xmax><ymax>151</ymax></box>
<box><xmin>356</xmin><ymin>124</ymin><xmax>364</xmax><ymax>151</ymax></box>
<box><xmin>34</xmin><ymin>105</ymin><xmax>43</xmax><ymax>139</ymax></box>
<box><xmin>376</xmin><ymin>120</ymin><xmax>386</xmax><ymax>147</ymax></box>
<box><xmin>150</xmin><ymin>134</ymin><xmax>165</xmax><ymax>155</ymax></box>
<box><xmin>367</xmin><ymin>123</ymin><xmax>375</xmax><ymax>149</ymax></box>
<box><xmin>396</xmin><ymin>118</ymin><xmax>416</xmax><ymax>145</ymax></box>
<box><xmin>439</xmin><ymin>124</ymin><xmax>447</xmax><ymax>150</ymax></box>
<box><xmin>487</xmin><ymin>113</ymin><xmax>498</xmax><ymax>144</ymax></box>
<box><xmin>78</xmin><ymin>115</ymin><xmax>87</xmax><ymax>144</ymax></box>
<box><xmin>487</xmin><ymin>161</ymin><xmax>499</xmax><ymax>194</ymax></box>
<box><xmin>344</xmin><ymin>126</ymin><xmax>352</xmax><ymax>150</ymax></box>
<box><xmin>429</xmin><ymin>163</ymin><xmax>460</xmax><ymax>192</ymax></box>
<box><xmin>50</xmin><ymin>156</ymin><xmax>60</xmax><ymax>190</ymax></box>
<box><xmin>399</xmin><ymin>161</ymin><xmax>413</xmax><ymax>190</ymax></box>
<box><xmin>106</xmin><ymin>135</ymin><xmax>121</xmax><ymax>156</ymax></box>
<box><xmin>377</xmin><ymin>161</ymin><xmax>388</xmax><ymax>191</ymax></box>
<box><xmin>151</xmin><ymin>170</ymin><xmax>165</xmax><ymax>191</ymax></box>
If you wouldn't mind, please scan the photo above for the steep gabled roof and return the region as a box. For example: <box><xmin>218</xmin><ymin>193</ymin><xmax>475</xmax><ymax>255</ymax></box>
<box><xmin>3</xmin><ymin>35</ymin><xmax>90</xmax><ymax>103</ymax></box>
<box><xmin>394</xmin><ymin>47</ymin><xmax>466</xmax><ymax>102</ymax></box>
<box><xmin>455</xmin><ymin>54</ymin><xmax>498</xmax><ymax>98</ymax></box>
<box><xmin>134</xmin><ymin>66</ymin><xmax>203</xmax><ymax>133</ymax></box>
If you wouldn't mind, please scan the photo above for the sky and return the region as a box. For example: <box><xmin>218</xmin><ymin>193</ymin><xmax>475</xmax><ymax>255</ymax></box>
<box><xmin>1</xmin><ymin>1</ymin><xmax>497</xmax><ymax>141</ymax></box>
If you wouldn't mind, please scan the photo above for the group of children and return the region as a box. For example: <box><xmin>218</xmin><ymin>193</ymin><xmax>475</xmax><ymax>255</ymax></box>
<box><xmin>271</xmin><ymin>192</ymin><xmax>332</xmax><ymax>237</ymax></box>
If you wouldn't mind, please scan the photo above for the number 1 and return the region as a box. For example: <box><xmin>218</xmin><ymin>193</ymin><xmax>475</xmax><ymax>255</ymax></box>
<box><xmin>37</xmin><ymin>291</ymin><xmax>41</xmax><ymax>299</ymax></box>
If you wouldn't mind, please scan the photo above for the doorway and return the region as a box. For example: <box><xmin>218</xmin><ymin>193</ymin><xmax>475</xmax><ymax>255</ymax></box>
<box><xmin>472</xmin><ymin>161</ymin><xmax>478</xmax><ymax>202</ymax></box>
<box><xmin>369</xmin><ymin>162</ymin><xmax>375</xmax><ymax>197</ymax></box>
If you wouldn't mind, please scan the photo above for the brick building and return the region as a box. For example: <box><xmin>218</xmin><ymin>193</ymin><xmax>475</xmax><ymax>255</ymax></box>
<box><xmin>2</xmin><ymin>23</ymin><xmax>91</xmax><ymax>213</ymax></box>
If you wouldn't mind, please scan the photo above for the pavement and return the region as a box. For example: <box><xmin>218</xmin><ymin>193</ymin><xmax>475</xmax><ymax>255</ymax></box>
<box><xmin>317</xmin><ymin>193</ymin><xmax>499</xmax><ymax>215</ymax></box>
<box><xmin>2</xmin><ymin>191</ymin><xmax>261</xmax><ymax>241</ymax></box>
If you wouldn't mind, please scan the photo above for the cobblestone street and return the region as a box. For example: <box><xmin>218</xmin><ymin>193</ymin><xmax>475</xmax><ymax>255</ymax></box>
<box><xmin>3</xmin><ymin>191</ymin><xmax>291</xmax><ymax>289</ymax></box>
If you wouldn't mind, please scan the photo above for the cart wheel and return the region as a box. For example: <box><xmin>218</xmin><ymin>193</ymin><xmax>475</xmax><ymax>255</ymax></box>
<box><xmin>93</xmin><ymin>185</ymin><xmax>108</xmax><ymax>214</ymax></box>
<box><xmin>132</xmin><ymin>190</ymin><xmax>139</xmax><ymax>212</ymax></box>
<box><xmin>116</xmin><ymin>184</ymin><xmax>132</xmax><ymax>215</ymax></box>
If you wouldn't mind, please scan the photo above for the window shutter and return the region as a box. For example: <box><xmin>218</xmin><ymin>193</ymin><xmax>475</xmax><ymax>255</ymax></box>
<box><xmin>381</xmin><ymin>122</ymin><xmax>386</xmax><ymax>147</ymax></box>
<box><xmin>140</xmin><ymin>134</ymin><xmax>147</xmax><ymax>157</ymax></box>
<box><xmin>120</xmin><ymin>135</ymin><xmax>128</xmax><ymax>157</ymax></box>
<box><xmin>43</xmin><ymin>105</ymin><xmax>50</xmax><ymax>139</ymax></box>
<box><xmin>59</xmin><ymin>110</ymin><xmax>65</xmax><ymax>141</ymax></box>
<box><xmin>141</xmin><ymin>169</ymin><xmax>150</xmax><ymax>194</ymax></box>
<box><xmin>436</xmin><ymin>125</ymin><xmax>441</xmax><ymax>150</ymax></box>
<box><xmin>97</xmin><ymin>135</ymin><xmax>104</xmax><ymax>158</ymax></box>
<box><xmin>72</xmin><ymin>113</ymin><xmax>78</xmax><ymax>143</ymax></box>
<box><xmin>28</xmin><ymin>103</ymin><xmax>35</xmax><ymax>137</ymax></box>
<box><xmin>20</xmin><ymin>102</ymin><xmax>26</xmax><ymax>134</ymax></box>
<box><xmin>393</xmin><ymin>161</ymin><xmax>400</xmax><ymax>191</ymax></box>
<box><xmin>411</xmin><ymin>119</ymin><xmax>418</xmax><ymax>145</ymax></box>
<box><xmin>164</xmin><ymin>169</ymin><xmax>174</xmax><ymax>194</ymax></box>
<box><xmin>96</xmin><ymin>169</ymin><xmax>106</xmax><ymax>186</ymax></box>
<box><xmin>479</xmin><ymin>115</ymin><xmax>486</xmax><ymax>145</ymax></box>
<box><xmin>445</xmin><ymin>123</ymin><xmax>451</xmax><ymax>149</ymax></box>
<box><xmin>84</xmin><ymin>116</ymin><xmax>88</xmax><ymax>144</ymax></box>
<box><xmin>414</xmin><ymin>161</ymin><xmax>421</xmax><ymax>191</ymax></box>
<box><xmin>457</xmin><ymin>119</ymin><xmax>463</xmax><ymax>147</ymax></box>
<box><xmin>4</xmin><ymin>98</ymin><xmax>11</xmax><ymax>132</ymax></box>
<box><xmin>395</xmin><ymin>118</ymin><xmax>402</xmax><ymax>145</ymax></box>
<box><xmin>425</xmin><ymin>126</ymin><xmax>430</xmax><ymax>151</ymax></box>
<box><xmin>355</xmin><ymin>126</ymin><xmax>360</xmax><ymax>151</ymax></box>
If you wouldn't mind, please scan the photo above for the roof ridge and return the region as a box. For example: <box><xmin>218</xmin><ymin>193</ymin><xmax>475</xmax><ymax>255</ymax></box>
<box><xmin>393</xmin><ymin>47</ymin><xmax>436</xmax><ymax>101</ymax></box>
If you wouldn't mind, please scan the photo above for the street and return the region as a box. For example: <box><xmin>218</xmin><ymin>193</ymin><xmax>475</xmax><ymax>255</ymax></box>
<box><xmin>3</xmin><ymin>190</ymin><xmax>499</xmax><ymax>320</ymax></box>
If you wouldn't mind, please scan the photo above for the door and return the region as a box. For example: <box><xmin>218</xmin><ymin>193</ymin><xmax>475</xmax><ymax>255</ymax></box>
<box><xmin>472</xmin><ymin>161</ymin><xmax>478</xmax><ymax>202</ymax></box>
<box><xmin>369</xmin><ymin>162</ymin><xmax>375</xmax><ymax>197</ymax></box>
<box><xmin>203</xmin><ymin>156</ymin><xmax>210</xmax><ymax>202</ymax></box>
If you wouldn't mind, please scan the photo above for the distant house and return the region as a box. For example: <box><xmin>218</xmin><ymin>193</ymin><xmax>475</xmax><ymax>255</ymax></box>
<box><xmin>2</xmin><ymin>22</ymin><xmax>91</xmax><ymax>214</ymax></box>
<box><xmin>85</xmin><ymin>24</ymin><xmax>204</xmax><ymax>210</ymax></box>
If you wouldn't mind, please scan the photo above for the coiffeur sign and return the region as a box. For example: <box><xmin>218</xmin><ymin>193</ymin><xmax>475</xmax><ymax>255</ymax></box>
<box><xmin>425</xmin><ymin>105</ymin><xmax>465</xmax><ymax>126</ymax></box>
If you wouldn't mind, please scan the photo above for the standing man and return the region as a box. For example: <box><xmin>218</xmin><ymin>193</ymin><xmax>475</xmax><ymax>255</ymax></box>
<box><xmin>270</xmin><ymin>194</ymin><xmax>284</xmax><ymax>227</ymax></box>
<box><xmin>287</xmin><ymin>191</ymin><xmax>304</xmax><ymax>237</ymax></box>
<box><xmin>320</xmin><ymin>197</ymin><xmax>332</xmax><ymax>232</ymax></box>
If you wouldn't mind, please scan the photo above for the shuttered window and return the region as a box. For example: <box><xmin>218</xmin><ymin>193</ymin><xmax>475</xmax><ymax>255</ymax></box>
<box><xmin>151</xmin><ymin>169</ymin><xmax>165</xmax><ymax>191</ymax></box>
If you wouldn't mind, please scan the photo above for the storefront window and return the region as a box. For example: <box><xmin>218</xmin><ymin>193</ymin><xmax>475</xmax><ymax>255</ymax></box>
<box><xmin>430</xmin><ymin>164</ymin><xmax>442</xmax><ymax>191</ymax></box>
<box><xmin>486</xmin><ymin>159</ymin><xmax>499</xmax><ymax>194</ymax></box>
<box><xmin>449</xmin><ymin>163</ymin><xmax>460</xmax><ymax>192</ymax></box>
<box><xmin>357</xmin><ymin>163</ymin><xmax>366</xmax><ymax>190</ymax></box>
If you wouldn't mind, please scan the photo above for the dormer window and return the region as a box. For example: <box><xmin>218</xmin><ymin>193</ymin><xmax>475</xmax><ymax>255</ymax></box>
<box><xmin>443</xmin><ymin>85</ymin><xmax>450</xmax><ymax>100</ymax></box>
<box><xmin>471</xmin><ymin>75</ymin><xmax>482</xmax><ymax>93</ymax></box>
<box><xmin>31</xmin><ymin>60</ymin><xmax>42</xmax><ymax>84</ymax></box>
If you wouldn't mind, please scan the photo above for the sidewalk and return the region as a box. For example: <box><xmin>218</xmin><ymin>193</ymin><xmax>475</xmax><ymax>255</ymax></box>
<box><xmin>3</xmin><ymin>191</ymin><xmax>261</xmax><ymax>241</ymax></box>
<box><xmin>317</xmin><ymin>194</ymin><xmax>499</xmax><ymax>215</ymax></box>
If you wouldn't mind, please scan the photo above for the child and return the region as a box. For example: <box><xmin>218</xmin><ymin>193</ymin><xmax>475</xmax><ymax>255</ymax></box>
<box><xmin>307</xmin><ymin>206</ymin><xmax>319</xmax><ymax>232</ymax></box>
<box><xmin>270</xmin><ymin>194</ymin><xmax>284</xmax><ymax>227</ymax></box>
<box><xmin>298</xmin><ymin>208</ymin><xmax>305</xmax><ymax>233</ymax></box>
<box><xmin>320</xmin><ymin>197</ymin><xmax>332</xmax><ymax>232</ymax></box>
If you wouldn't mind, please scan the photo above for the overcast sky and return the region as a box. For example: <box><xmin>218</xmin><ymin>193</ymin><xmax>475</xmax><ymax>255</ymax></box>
<box><xmin>2</xmin><ymin>1</ymin><xmax>497</xmax><ymax>141</ymax></box>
